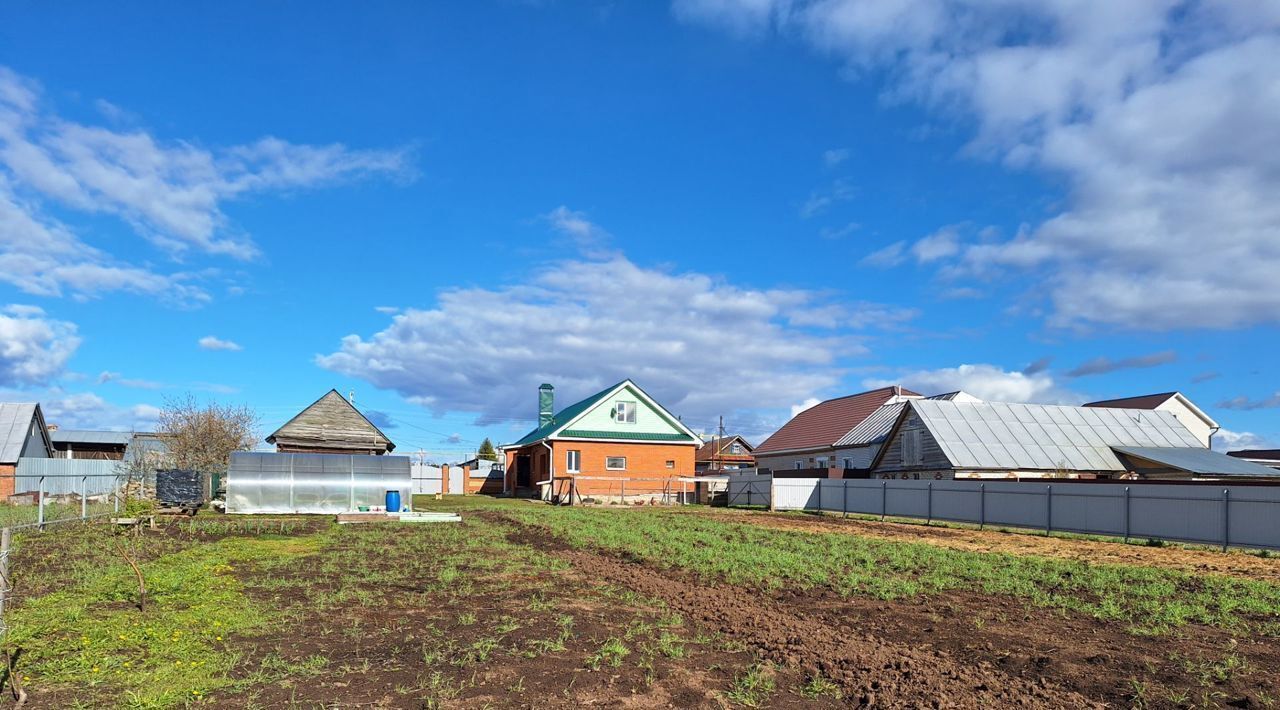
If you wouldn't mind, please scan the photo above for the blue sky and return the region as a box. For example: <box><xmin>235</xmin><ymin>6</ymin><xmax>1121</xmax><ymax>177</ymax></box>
<box><xmin>1</xmin><ymin>0</ymin><xmax>1277</xmax><ymax>460</ymax></box>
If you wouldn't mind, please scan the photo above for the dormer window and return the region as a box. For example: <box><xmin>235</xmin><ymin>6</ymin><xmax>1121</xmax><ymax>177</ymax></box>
<box><xmin>730</xmin><ymin>443</ymin><xmax>743</xmax><ymax>454</ymax></box>
<box><xmin>614</xmin><ymin>401</ymin><xmax>636</xmax><ymax>424</ymax></box>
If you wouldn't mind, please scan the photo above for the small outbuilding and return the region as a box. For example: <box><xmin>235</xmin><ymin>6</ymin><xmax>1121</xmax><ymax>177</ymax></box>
<box><xmin>266</xmin><ymin>390</ymin><xmax>395</xmax><ymax>455</ymax></box>
<box><xmin>49</xmin><ymin>429</ymin><xmax>132</xmax><ymax>460</ymax></box>
<box><xmin>0</xmin><ymin>403</ymin><xmax>53</xmax><ymax>497</ymax></box>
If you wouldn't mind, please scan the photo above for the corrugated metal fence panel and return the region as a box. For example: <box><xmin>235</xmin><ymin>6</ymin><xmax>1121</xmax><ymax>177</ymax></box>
<box><xmin>728</xmin><ymin>475</ymin><xmax>1280</xmax><ymax>551</ymax></box>
<box><xmin>14</xmin><ymin>458</ymin><xmax>123</xmax><ymax>495</ymax></box>
<box><xmin>227</xmin><ymin>452</ymin><xmax>411</xmax><ymax>514</ymax></box>
<box><xmin>411</xmin><ymin>463</ymin><xmax>442</xmax><ymax>495</ymax></box>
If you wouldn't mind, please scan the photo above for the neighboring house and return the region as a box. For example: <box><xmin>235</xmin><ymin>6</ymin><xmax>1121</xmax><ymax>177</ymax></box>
<box><xmin>752</xmin><ymin>386</ymin><xmax>921</xmax><ymax>473</ymax></box>
<box><xmin>870</xmin><ymin>399</ymin><xmax>1276</xmax><ymax>480</ymax></box>
<box><xmin>501</xmin><ymin>381</ymin><xmax>702</xmax><ymax>498</ymax></box>
<box><xmin>49</xmin><ymin>429</ymin><xmax>132</xmax><ymax>460</ymax></box>
<box><xmin>0</xmin><ymin>403</ymin><xmax>54</xmax><ymax>497</ymax></box>
<box><xmin>1227</xmin><ymin>450</ymin><xmax>1280</xmax><ymax>471</ymax></box>
<box><xmin>695</xmin><ymin>435</ymin><xmax>755</xmax><ymax>472</ymax></box>
<box><xmin>1084</xmin><ymin>392</ymin><xmax>1218</xmax><ymax>448</ymax></box>
<box><xmin>266</xmin><ymin>389</ymin><xmax>395</xmax><ymax>455</ymax></box>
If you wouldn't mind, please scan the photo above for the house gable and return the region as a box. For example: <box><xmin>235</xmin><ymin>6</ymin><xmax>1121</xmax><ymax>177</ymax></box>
<box><xmin>267</xmin><ymin>390</ymin><xmax>394</xmax><ymax>452</ymax></box>
<box><xmin>872</xmin><ymin>405</ymin><xmax>952</xmax><ymax>474</ymax></box>
<box><xmin>559</xmin><ymin>383</ymin><xmax>695</xmax><ymax>442</ymax></box>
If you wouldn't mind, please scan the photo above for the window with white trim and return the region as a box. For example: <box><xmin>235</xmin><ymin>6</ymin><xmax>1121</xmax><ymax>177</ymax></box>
<box><xmin>665</xmin><ymin>460</ymin><xmax>675</xmax><ymax>469</ymax></box>
<box><xmin>794</xmin><ymin>461</ymin><xmax>802</xmax><ymax>470</ymax></box>
<box><xmin>842</xmin><ymin>458</ymin><xmax>854</xmax><ymax>470</ymax></box>
<box><xmin>566</xmin><ymin>450</ymin><xmax>581</xmax><ymax>473</ymax></box>
<box><xmin>606</xmin><ymin>456</ymin><xmax>627</xmax><ymax>470</ymax></box>
<box><xmin>614</xmin><ymin>401</ymin><xmax>637</xmax><ymax>424</ymax></box>
<box><xmin>729</xmin><ymin>443</ymin><xmax>743</xmax><ymax>454</ymax></box>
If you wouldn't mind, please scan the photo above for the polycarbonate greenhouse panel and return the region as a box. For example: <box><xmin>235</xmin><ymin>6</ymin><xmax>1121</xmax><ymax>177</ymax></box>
<box><xmin>226</xmin><ymin>452</ymin><xmax>411</xmax><ymax>514</ymax></box>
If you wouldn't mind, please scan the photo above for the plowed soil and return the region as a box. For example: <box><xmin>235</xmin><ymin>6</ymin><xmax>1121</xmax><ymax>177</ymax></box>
<box><xmin>491</xmin><ymin>512</ymin><xmax>1280</xmax><ymax>709</ymax></box>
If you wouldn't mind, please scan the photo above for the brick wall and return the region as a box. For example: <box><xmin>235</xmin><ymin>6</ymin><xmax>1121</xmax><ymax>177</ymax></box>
<box><xmin>0</xmin><ymin>463</ymin><xmax>12</xmax><ymax>498</ymax></box>
<box><xmin>551</xmin><ymin>440</ymin><xmax>695</xmax><ymax>496</ymax></box>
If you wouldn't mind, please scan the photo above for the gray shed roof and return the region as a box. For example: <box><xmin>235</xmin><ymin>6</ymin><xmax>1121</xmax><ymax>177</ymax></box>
<box><xmin>0</xmin><ymin>403</ymin><xmax>46</xmax><ymax>463</ymax></box>
<box><xmin>911</xmin><ymin>400</ymin><xmax>1204</xmax><ymax>472</ymax></box>
<box><xmin>1113</xmin><ymin>446</ymin><xmax>1280</xmax><ymax>477</ymax></box>
<box><xmin>50</xmin><ymin>429</ymin><xmax>133</xmax><ymax>446</ymax></box>
<box><xmin>836</xmin><ymin>392</ymin><xmax>985</xmax><ymax>448</ymax></box>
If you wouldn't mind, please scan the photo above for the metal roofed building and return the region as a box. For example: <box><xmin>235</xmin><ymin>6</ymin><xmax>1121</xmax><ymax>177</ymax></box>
<box><xmin>49</xmin><ymin>429</ymin><xmax>133</xmax><ymax>460</ymax></box>
<box><xmin>871</xmin><ymin>399</ymin><xmax>1277</xmax><ymax>480</ymax></box>
<box><xmin>752</xmin><ymin>386</ymin><xmax>921</xmax><ymax>473</ymax></box>
<box><xmin>1227</xmin><ymin>449</ymin><xmax>1280</xmax><ymax>471</ymax></box>
<box><xmin>1084</xmin><ymin>391</ymin><xmax>1218</xmax><ymax>448</ymax></box>
<box><xmin>0</xmin><ymin>403</ymin><xmax>54</xmax><ymax>497</ymax></box>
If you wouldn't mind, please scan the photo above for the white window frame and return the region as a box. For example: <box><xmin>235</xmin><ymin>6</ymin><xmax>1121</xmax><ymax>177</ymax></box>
<box><xmin>606</xmin><ymin>456</ymin><xmax>627</xmax><ymax>470</ymax></box>
<box><xmin>794</xmin><ymin>461</ymin><xmax>802</xmax><ymax>470</ymax></box>
<box><xmin>614</xmin><ymin>401</ymin><xmax>637</xmax><ymax>424</ymax></box>
<box><xmin>730</xmin><ymin>443</ymin><xmax>743</xmax><ymax>454</ymax></box>
<box><xmin>842</xmin><ymin>457</ymin><xmax>854</xmax><ymax>470</ymax></box>
<box><xmin>566</xmin><ymin>450</ymin><xmax>581</xmax><ymax>473</ymax></box>
<box><xmin>815</xmin><ymin>456</ymin><xmax>829</xmax><ymax>469</ymax></box>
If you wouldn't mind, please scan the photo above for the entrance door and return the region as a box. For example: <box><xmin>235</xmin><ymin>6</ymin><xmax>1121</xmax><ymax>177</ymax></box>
<box><xmin>516</xmin><ymin>455</ymin><xmax>531</xmax><ymax>488</ymax></box>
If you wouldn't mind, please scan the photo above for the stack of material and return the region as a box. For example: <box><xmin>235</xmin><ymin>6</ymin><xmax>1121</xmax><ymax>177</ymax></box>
<box><xmin>156</xmin><ymin>469</ymin><xmax>204</xmax><ymax>507</ymax></box>
<box><xmin>335</xmin><ymin>511</ymin><xmax>461</xmax><ymax>524</ymax></box>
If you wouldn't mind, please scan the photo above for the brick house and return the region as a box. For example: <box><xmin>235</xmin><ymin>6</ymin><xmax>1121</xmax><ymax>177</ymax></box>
<box><xmin>752</xmin><ymin>386</ymin><xmax>921</xmax><ymax>473</ymax></box>
<box><xmin>0</xmin><ymin>403</ymin><xmax>54</xmax><ymax>497</ymax></box>
<box><xmin>694</xmin><ymin>435</ymin><xmax>755</xmax><ymax>472</ymax></box>
<box><xmin>501</xmin><ymin>380</ymin><xmax>702</xmax><ymax>499</ymax></box>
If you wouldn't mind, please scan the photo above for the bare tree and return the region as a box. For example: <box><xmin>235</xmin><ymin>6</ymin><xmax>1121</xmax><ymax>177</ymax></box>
<box><xmin>156</xmin><ymin>395</ymin><xmax>259</xmax><ymax>475</ymax></box>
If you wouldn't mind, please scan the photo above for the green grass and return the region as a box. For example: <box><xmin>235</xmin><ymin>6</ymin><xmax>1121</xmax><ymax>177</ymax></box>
<box><xmin>7</xmin><ymin>533</ymin><xmax>319</xmax><ymax>708</ymax></box>
<box><xmin>726</xmin><ymin>662</ymin><xmax>776</xmax><ymax>707</ymax></box>
<box><xmin>451</xmin><ymin>498</ymin><xmax>1280</xmax><ymax>635</ymax></box>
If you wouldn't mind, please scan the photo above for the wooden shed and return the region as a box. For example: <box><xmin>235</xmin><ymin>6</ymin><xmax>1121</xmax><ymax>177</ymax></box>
<box><xmin>266</xmin><ymin>390</ymin><xmax>395</xmax><ymax>455</ymax></box>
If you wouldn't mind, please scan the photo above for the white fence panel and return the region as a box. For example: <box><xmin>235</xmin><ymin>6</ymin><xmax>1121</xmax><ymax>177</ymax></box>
<box><xmin>412</xmin><ymin>463</ymin><xmax>442</xmax><ymax>495</ymax></box>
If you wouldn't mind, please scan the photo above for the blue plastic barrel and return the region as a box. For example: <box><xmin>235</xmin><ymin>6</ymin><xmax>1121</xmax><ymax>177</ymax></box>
<box><xmin>385</xmin><ymin>490</ymin><xmax>401</xmax><ymax>513</ymax></box>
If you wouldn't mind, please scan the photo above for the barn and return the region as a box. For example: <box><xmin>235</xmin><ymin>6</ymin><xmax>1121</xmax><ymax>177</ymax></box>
<box><xmin>266</xmin><ymin>390</ymin><xmax>395</xmax><ymax>455</ymax></box>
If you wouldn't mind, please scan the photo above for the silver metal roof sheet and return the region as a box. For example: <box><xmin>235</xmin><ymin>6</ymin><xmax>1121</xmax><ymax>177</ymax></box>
<box><xmin>911</xmin><ymin>400</ymin><xmax>1204</xmax><ymax>471</ymax></box>
<box><xmin>834</xmin><ymin>402</ymin><xmax>905</xmax><ymax>447</ymax></box>
<box><xmin>49</xmin><ymin>429</ymin><xmax>133</xmax><ymax>446</ymax></box>
<box><xmin>0</xmin><ymin>403</ymin><xmax>40</xmax><ymax>463</ymax></box>
<box><xmin>1112</xmin><ymin>446</ymin><xmax>1280</xmax><ymax>477</ymax></box>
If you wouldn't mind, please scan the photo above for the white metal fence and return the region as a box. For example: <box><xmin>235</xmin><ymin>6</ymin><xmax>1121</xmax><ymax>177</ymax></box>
<box><xmin>412</xmin><ymin>463</ymin><xmax>443</xmax><ymax>495</ymax></box>
<box><xmin>726</xmin><ymin>474</ymin><xmax>1280</xmax><ymax>551</ymax></box>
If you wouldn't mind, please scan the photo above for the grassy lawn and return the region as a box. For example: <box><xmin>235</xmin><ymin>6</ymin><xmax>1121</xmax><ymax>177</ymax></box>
<box><xmin>435</xmin><ymin>496</ymin><xmax>1280</xmax><ymax>636</ymax></box>
<box><xmin>3</xmin><ymin>498</ymin><xmax>1278</xmax><ymax>708</ymax></box>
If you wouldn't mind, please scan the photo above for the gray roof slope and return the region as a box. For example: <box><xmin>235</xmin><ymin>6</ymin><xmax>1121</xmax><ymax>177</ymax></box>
<box><xmin>911</xmin><ymin>400</ymin><xmax>1204</xmax><ymax>472</ymax></box>
<box><xmin>0</xmin><ymin>403</ymin><xmax>44</xmax><ymax>463</ymax></box>
<box><xmin>835</xmin><ymin>392</ymin><xmax>983</xmax><ymax>448</ymax></box>
<box><xmin>266</xmin><ymin>390</ymin><xmax>395</xmax><ymax>452</ymax></box>
<box><xmin>50</xmin><ymin>430</ymin><xmax>133</xmax><ymax>446</ymax></box>
<box><xmin>1112</xmin><ymin>446</ymin><xmax>1280</xmax><ymax>477</ymax></box>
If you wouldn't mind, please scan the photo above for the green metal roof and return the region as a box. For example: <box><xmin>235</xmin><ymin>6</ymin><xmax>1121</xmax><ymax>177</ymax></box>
<box><xmin>559</xmin><ymin>430</ymin><xmax>694</xmax><ymax>442</ymax></box>
<box><xmin>507</xmin><ymin>381</ymin><xmax>624</xmax><ymax>447</ymax></box>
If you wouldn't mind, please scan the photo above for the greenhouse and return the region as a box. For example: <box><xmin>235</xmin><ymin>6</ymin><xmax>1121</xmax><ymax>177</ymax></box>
<box><xmin>226</xmin><ymin>451</ymin><xmax>412</xmax><ymax>514</ymax></box>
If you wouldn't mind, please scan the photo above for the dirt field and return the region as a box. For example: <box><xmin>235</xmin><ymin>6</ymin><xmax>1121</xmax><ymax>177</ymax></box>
<box><xmin>4</xmin><ymin>499</ymin><xmax>1279</xmax><ymax>708</ymax></box>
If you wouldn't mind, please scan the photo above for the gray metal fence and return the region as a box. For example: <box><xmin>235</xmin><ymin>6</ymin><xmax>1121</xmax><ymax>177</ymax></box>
<box><xmin>727</xmin><ymin>475</ymin><xmax>1280</xmax><ymax>551</ymax></box>
<box><xmin>1</xmin><ymin>468</ymin><xmax>125</xmax><ymax>531</ymax></box>
<box><xmin>226</xmin><ymin>452</ymin><xmax>412</xmax><ymax>514</ymax></box>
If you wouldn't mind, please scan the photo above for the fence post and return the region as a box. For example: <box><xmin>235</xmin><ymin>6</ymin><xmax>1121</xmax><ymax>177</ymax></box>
<box><xmin>37</xmin><ymin>476</ymin><xmax>45</xmax><ymax>530</ymax></box>
<box><xmin>1044</xmin><ymin>484</ymin><xmax>1052</xmax><ymax>536</ymax></box>
<box><xmin>81</xmin><ymin>475</ymin><xmax>88</xmax><ymax>520</ymax></box>
<box><xmin>842</xmin><ymin>480</ymin><xmax>848</xmax><ymax>519</ymax></box>
<box><xmin>621</xmin><ymin>479</ymin><xmax>626</xmax><ymax>506</ymax></box>
<box><xmin>1123</xmin><ymin>486</ymin><xmax>1131</xmax><ymax>543</ymax></box>
<box><xmin>926</xmin><ymin>482</ymin><xmax>933</xmax><ymax>526</ymax></box>
<box><xmin>768</xmin><ymin>475</ymin><xmax>776</xmax><ymax>512</ymax></box>
<box><xmin>0</xmin><ymin>527</ymin><xmax>9</xmax><ymax>627</ymax></box>
<box><xmin>979</xmin><ymin>483</ymin><xmax>985</xmax><ymax>530</ymax></box>
<box><xmin>1222</xmin><ymin>489</ymin><xmax>1230</xmax><ymax>552</ymax></box>
<box><xmin>880</xmin><ymin>480</ymin><xmax>887</xmax><ymax>521</ymax></box>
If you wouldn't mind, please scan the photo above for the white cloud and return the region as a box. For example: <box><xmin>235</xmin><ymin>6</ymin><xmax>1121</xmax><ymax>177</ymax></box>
<box><xmin>860</xmin><ymin>240</ymin><xmax>906</xmax><ymax>267</ymax></box>
<box><xmin>799</xmin><ymin>178</ymin><xmax>855</xmax><ymax>218</ymax></box>
<box><xmin>819</xmin><ymin>221</ymin><xmax>860</xmax><ymax>240</ymax></box>
<box><xmin>543</xmin><ymin>205</ymin><xmax>611</xmax><ymax>251</ymax></box>
<box><xmin>790</xmin><ymin>397</ymin><xmax>821</xmax><ymax>418</ymax></box>
<box><xmin>96</xmin><ymin>371</ymin><xmax>163</xmax><ymax>389</ymax></box>
<box><xmin>318</xmin><ymin>254</ymin><xmax>883</xmax><ymax>430</ymax></box>
<box><xmin>1213</xmin><ymin>428</ymin><xmax>1276</xmax><ymax>452</ymax></box>
<box><xmin>910</xmin><ymin>226</ymin><xmax>960</xmax><ymax>262</ymax></box>
<box><xmin>38</xmin><ymin>391</ymin><xmax>160</xmax><ymax>431</ymax></box>
<box><xmin>677</xmin><ymin>1</ymin><xmax>1280</xmax><ymax>330</ymax></box>
<box><xmin>823</xmin><ymin>147</ymin><xmax>850</xmax><ymax>166</ymax></box>
<box><xmin>0</xmin><ymin>305</ymin><xmax>79</xmax><ymax>386</ymax></box>
<box><xmin>0</xmin><ymin>65</ymin><xmax>410</xmax><ymax>302</ymax></box>
<box><xmin>198</xmin><ymin>336</ymin><xmax>242</xmax><ymax>352</ymax></box>
<box><xmin>1217</xmin><ymin>392</ymin><xmax>1280</xmax><ymax>411</ymax></box>
<box><xmin>865</xmin><ymin>363</ymin><xmax>1083</xmax><ymax>404</ymax></box>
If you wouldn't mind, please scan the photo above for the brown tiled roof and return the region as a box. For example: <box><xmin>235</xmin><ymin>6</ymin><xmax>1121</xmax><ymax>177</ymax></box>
<box><xmin>695</xmin><ymin>436</ymin><xmax>755</xmax><ymax>463</ymax></box>
<box><xmin>755</xmin><ymin>386</ymin><xmax>917</xmax><ymax>454</ymax></box>
<box><xmin>1083</xmin><ymin>392</ymin><xmax>1177</xmax><ymax>410</ymax></box>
